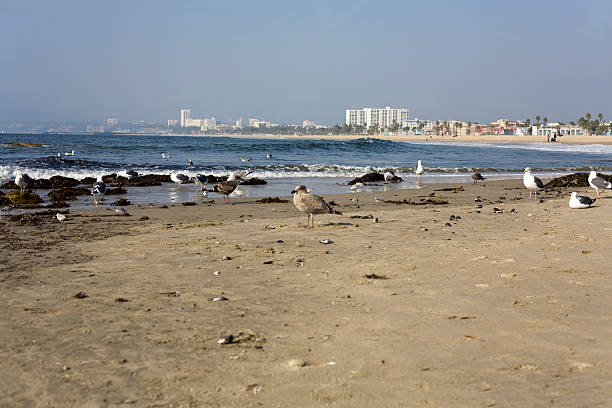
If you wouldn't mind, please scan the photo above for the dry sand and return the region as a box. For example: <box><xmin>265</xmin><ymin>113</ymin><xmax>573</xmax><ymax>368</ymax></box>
<box><xmin>2</xmin><ymin>180</ymin><xmax>611</xmax><ymax>407</ymax></box>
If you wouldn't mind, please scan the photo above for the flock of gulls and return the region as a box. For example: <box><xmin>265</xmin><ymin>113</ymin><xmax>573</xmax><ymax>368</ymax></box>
<box><xmin>5</xmin><ymin>154</ymin><xmax>612</xmax><ymax>224</ymax></box>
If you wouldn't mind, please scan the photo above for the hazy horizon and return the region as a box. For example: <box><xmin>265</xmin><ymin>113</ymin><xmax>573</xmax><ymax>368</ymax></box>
<box><xmin>1</xmin><ymin>0</ymin><xmax>611</xmax><ymax>125</ymax></box>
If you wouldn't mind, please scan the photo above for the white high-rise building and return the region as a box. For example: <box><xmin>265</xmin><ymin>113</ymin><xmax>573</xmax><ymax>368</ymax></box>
<box><xmin>345</xmin><ymin>107</ymin><xmax>410</xmax><ymax>128</ymax></box>
<box><xmin>180</xmin><ymin>109</ymin><xmax>191</xmax><ymax>127</ymax></box>
<box><xmin>201</xmin><ymin>117</ymin><xmax>216</xmax><ymax>131</ymax></box>
<box><xmin>106</xmin><ymin>118</ymin><xmax>118</xmax><ymax>127</ymax></box>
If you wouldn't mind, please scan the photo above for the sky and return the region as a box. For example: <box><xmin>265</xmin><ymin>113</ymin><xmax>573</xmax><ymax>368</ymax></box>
<box><xmin>1</xmin><ymin>0</ymin><xmax>611</xmax><ymax>125</ymax></box>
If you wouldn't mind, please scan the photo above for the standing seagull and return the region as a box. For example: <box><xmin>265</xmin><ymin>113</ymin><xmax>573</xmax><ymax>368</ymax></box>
<box><xmin>213</xmin><ymin>170</ymin><xmax>250</xmax><ymax>203</ymax></box>
<box><xmin>240</xmin><ymin>157</ymin><xmax>252</xmax><ymax>162</ymax></box>
<box><xmin>266</xmin><ymin>153</ymin><xmax>272</xmax><ymax>159</ymax></box>
<box><xmin>291</xmin><ymin>185</ymin><xmax>342</xmax><ymax>228</ymax></box>
<box><xmin>588</xmin><ymin>171</ymin><xmax>612</xmax><ymax>198</ymax></box>
<box><xmin>92</xmin><ymin>175</ymin><xmax>106</xmax><ymax>206</ymax></box>
<box><xmin>523</xmin><ymin>167</ymin><xmax>545</xmax><ymax>199</ymax></box>
<box><xmin>471</xmin><ymin>170</ymin><xmax>486</xmax><ymax>184</ymax></box>
<box><xmin>416</xmin><ymin>160</ymin><xmax>424</xmax><ymax>182</ymax></box>
<box><xmin>569</xmin><ymin>192</ymin><xmax>596</xmax><ymax>209</ymax></box>
<box><xmin>64</xmin><ymin>150</ymin><xmax>75</xmax><ymax>156</ymax></box>
<box><xmin>192</xmin><ymin>174</ymin><xmax>208</xmax><ymax>191</ymax></box>
<box><xmin>384</xmin><ymin>171</ymin><xmax>396</xmax><ymax>183</ymax></box>
<box><xmin>170</xmin><ymin>170</ymin><xmax>190</xmax><ymax>189</ymax></box>
<box><xmin>15</xmin><ymin>172</ymin><xmax>33</xmax><ymax>191</ymax></box>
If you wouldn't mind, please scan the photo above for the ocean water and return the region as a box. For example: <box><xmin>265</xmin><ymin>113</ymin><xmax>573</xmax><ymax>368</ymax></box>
<box><xmin>2</xmin><ymin>133</ymin><xmax>612</xmax><ymax>205</ymax></box>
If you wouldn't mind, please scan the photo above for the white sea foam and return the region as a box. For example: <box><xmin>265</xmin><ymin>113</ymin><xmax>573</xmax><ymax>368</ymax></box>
<box><xmin>413</xmin><ymin>141</ymin><xmax>612</xmax><ymax>154</ymax></box>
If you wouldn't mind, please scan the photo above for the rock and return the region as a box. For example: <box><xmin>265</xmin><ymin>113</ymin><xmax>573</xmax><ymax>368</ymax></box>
<box><xmin>48</xmin><ymin>187</ymin><xmax>91</xmax><ymax>202</ymax></box>
<box><xmin>348</xmin><ymin>172</ymin><xmax>385</xmax><ymax>185</ymax></box>
<box><xmin>182</xmin><ymin>201</ymin><xmax>197</xmax><ymax>206</ymax></box>
<box><xmin>240</xmin><ymin>177</ymin><xmax>267</xmax><ymax>185</ymax></box>
<box><xmin>104</xmin><ymin>186</ymin><xmax>127</xmax><ymax>195</ymax></box>
<box><xmin>545</xmin><ymin>172</ymin><xmax>612</xmax><ymax>188</ymax></box>
<box><xmin>113</xmin><ymin>198</ymin><xmax>131</xmax><ymax>206</ymax></box>
<box><xmin>5</xmin><ymin>190</ymin><xmax>44</xmax><ymax>205</ymax></box>
<box><xmin>10</xmin><ymin>142</ymin><xmax>43</xmax><ymax>147</ymax></box>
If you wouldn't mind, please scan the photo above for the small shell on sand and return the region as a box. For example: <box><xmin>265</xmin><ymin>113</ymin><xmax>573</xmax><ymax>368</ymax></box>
<box><xmin>218</xmin><ymin>335</ymin><xmax>234</xmax><ymax>345</ymax></box>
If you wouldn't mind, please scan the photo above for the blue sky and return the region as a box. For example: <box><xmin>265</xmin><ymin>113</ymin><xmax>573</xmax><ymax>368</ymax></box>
<box><xmin>1</xmin><ymin>0</ymin><xmax>611</xmax><ymax>125</ymax></box>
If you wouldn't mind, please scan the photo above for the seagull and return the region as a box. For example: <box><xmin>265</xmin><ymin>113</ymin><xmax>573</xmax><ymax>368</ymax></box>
<box><xmin>192</xmin><ymin>174</ymin><xmax>208</xmax><ymax>191</ymax></box>
<box><xmin>471</xmin><ymin>170</ymin><xmax>486</xmax><ymax>184</ymax></box>
<box><xmin>92</xmin><ymin>175</ymin><xmax>106</xmax><ymax>206</ymax></box>
<box><xmin>55</xmin><ymin>213</ymin><xmax>67</xmax><ymax>222</ymax></box>
<box><xmin>114</xmin><ymin>208</ymin><xmax>130</xmax><ymax>216</ymax></box>
<box><xmin>170</xmin><ymin>170</ymin><xmax>189</xmax><ymax>189</ymax></box>
<box><xmin>202</xmin><ymin>190</ymin><xmax>208</xmax><ymax>198</ymax></box>
<box><xmin>416</xmin><ymin>160</ymin><xmax>424</xmax><ymax>182</ymax></box>
<box><xmin>161</xmin><ymin>153</ymin><xmax>170</xmax><ymax>159</ymax></box>
<box><xmin>240</xmin><ymin>157</ymin><xmax>252</xmax><ymax>162</ymax></box>
<box><xmin>588</xmin><ymin>171</ymin><xmax>612</xmax><ymax>198</ymax></box>
<box><xmin>188</xmin><ymin>158</ymin><xmax>194</xmax><ymax>166</ymax></box>
<box><xmin>374</xmin><ymin>197</ymin><xmax>385</xmax><ymax>204</ymax></box>
<box><xmin>266</xmin><ymin>153</ymin><xmax>272</xmax><ymax>158</ymax></box>
<box><xmin>119</xmin><ymin>169</ymin><xmax>138</xmax><ymax>179</ymax></box>
<box><xmin>291</xmin><ymin>185</ymin><xmax>342</xmax><ymax>228</ymax></box>
<box><xmin>350</xmin><ymin>198</ymin><xmax>359</xmax><ymax>204</ymax></box>
<box><xmin>212</xmin><ymin>170</ymin><xmax>250</xmax><ymax>203</ymax></box>
<box><xmin>384</xmin><ymin>171</ymin><xmax>396</xmax><ymax>183</ymax></box>
<box><xmin>350</xmin><ymin>182</ymin><xmax>364</xmax><ymax>190</ymax></box>
<box><xmin>569</xmin><ymin>192</ymin><xmax>596</xmax><ymax>209</ymax></box>
<box><xmin>15</xmin><ymin>172</ymin><xmax>33</xmax><ymax>191</ymax></box>
<box><xmin>64</xmin><ymin>150</ymin><xmax>75</xmax><ymax>156</ymax></box>
<box><xmin>523</xmin><ymin>167</ymin><xmax>545</xmax><ymax>199</ymax></box>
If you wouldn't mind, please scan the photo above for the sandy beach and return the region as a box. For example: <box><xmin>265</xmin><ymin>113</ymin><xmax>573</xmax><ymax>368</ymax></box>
<box><xmin>2</xmin><ymin>179</ymin><xmax>611</xmax><ymax>407</ymax></box>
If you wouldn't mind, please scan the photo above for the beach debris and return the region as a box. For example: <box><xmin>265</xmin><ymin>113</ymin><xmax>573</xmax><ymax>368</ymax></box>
<box><xmin>475</xmin><ymin>196</ymin><xmax>482</xmax><ymax>203</ymax></box>
<box><xmin>464</xmin><ymin>334</ymin><xmax>484</xmax><ymax>342</ymax></box>
<box><xmin>350</xmin><ymin>198</ymin><xmax>359</xmax><ymax>204</ymax></box>
<box><xmin>55</xmin><ymin>213</ymin><xmax>67</xmax><ymax>222</ymax></box>
<box><xmin>222</xmin><ymin>256</ymin><xmax>232</xmax><ymax>261</ymax></box>
<box><xmin>218</xmin><ymin>334</ymin><xmax>234</xmax><ymax>345</ymax></box>
<box><xmin>325</xmin><ymin>250</ymin><xmax>333</xmax><ymax>254</ymax></box>
<box><xmin>493</xmin><ymin>207</ymin><xmax>503</xmax><ymax>213</ymax></box>
<box><xmin>372</xmin><ymin>217</ymin><xmax>379</xmax><ymax>223</ymax></box>
<box><xmin>114</xmin><ymin>297</ymin><xmax>129</xmax><ymax>303</ymax></box>
<box><xmin>264</xmin><ymin>225</ymin><xmax>276</xmax><ymax>229</ymax></box>
<box><xmin>213</xmin><ymin>271</ymin><xmax>220</xmax><ymax>275</ymax></box>
<box><xmin>160</xmin><ymin>290</ymin><xmax>180</xmax><ymax>297</ymax></box>
<box><xmin>363</xmin><ymin>273</ymin><xmax>388</xmax><ymax>280</ymax></box>
<box><xmin>138</xmin><ymin>216</ymin><xmax>149</xmax><ymax>221</ymax></box>
<box><xmin>74</xmin><ymin>292</ymin><xmax>89</xmax><ymax>299</ymax></box>
<box><xmin>255</xmin><ymin>197</ymin><xmax>288</xmax><ymax>203</ymax></box>
<box><xmin>182</xmin><ymin>201</ymin><xmax>197</xmax><ymax>206</ymax></box>
<box><xmin>327</xmin><ymin>361</ymin><xmax>337</xmax><ymax>366</ymax></box>
<box><xmin>286</xmin><ymin>359</ymin><xmax>310</xmax><ymax>370</ymax></box>
<box><xmin>246</xmin><ymin>384</ymin><xmax>263</xmax><ymax>394</ymax></box>
<box><xmin>319</xmin><ymin>239</ymin><xmax>332</xmax><ymax>244</ymax></box>
<box><xmin>445</xmin><ymin>222</ymin><xmax>452</xmax><ymax>227</ymax></box>
<box><xmin>374</xmin><ymin>197</ymin><xmax>385</xmax><ymax>203</ymax></box>
<box><xmin>435</xmin><ymin>186</ymin><xmax>464</xmax><ymax>193</ymax></box>
<box><xmin>263</xmin><ymin>260</ymin><xmax>273</xmax><ymax>264</ymax></box>
<box><xmin>276</xmin><ymin>239</ymin><xmax>284</xmax><ymax>243</ymax></box>
<box><xmin>210</xmin><ymin>296</ymin><xmax>229</xmax><ymax>302</ymax></box>
<box><xmin>349</xmin><ymin>214</ymin><xmax>374</xmax><ymax>219</ymax></box>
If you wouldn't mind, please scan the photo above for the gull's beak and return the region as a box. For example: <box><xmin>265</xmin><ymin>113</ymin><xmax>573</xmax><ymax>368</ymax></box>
<box><xmin>290</xmin><ymin>190</ymin><xmax>296</xmax><ymax>194</ymax></box>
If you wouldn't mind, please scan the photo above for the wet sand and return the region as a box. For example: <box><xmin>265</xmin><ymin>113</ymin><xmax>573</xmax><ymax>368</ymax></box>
<box><xmin>1</xmin><ymin>180</ymin><xmax>611</xmax><ymax>407</ymax></box>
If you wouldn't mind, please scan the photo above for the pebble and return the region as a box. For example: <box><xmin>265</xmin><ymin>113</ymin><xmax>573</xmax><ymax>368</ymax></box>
<box><xmin>213</xmin><ymin>271</ymin><xmax>220</xmax><ymax>275</ymax></box>
<box><xmin>319</xmin><ymin>239</ymin><xmax>332</xmax><ymax>244</ymax></box>
<box><xmin>222</xmin><ymin>256</ymin><xmax>232</xmax><ymax>261</ymax></box>
<box><xmin>210</xmin><ymin>296</ymin><xmax>229</xmax><ymax>302</ymax></box>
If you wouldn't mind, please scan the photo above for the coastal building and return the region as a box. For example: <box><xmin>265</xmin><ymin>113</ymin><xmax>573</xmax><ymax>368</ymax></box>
<box><xmin>533</xmin><ymin>125</ymin><xmax>584</xmax><ymax>137</ymax></box>
<box><xmin>345</xmin><ymin>107</ymin><xmax>410</xmax><ymax>128</ymax></box>
<box><xmin>201</xmin><ymin>117</ymin><xmax>216</xmax><ymax>131</ymax></box>
<box><xmin>235</xmin><ymin>117</ymin><xmax>243</xmax><ymax>128</ymax></box>
<box><xmin>167</xmin><ymin>119</ymin><xmax>178</xmax><ymax>127</ymax></box>
<box><xmin>180</xmin><ymin>109</ymin><xmax>191</xmax><ymax>127</ymax></box>
<box><xmin>106</xmin><ymin>118</ymin><xmax>118</xmax><ymax>127</ymax></box>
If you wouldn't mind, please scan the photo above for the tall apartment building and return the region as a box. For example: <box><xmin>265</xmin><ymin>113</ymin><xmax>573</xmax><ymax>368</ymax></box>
<box><xmin>345</xmin><ymin>107</ymin><xmax>410</xmax><ymax>128</ymax></box>
<box><xmin>180</xmin><ymin>109</ymin><xmax>191</xmax><ymax>127</ymax></box>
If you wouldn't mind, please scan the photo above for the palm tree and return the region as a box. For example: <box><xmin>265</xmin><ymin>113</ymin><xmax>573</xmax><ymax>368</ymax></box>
<box><xmin>525</xmin><ymin>119</ymin><xmax>531</xmax><ymax>127</ymax></box>
<box><xmin>598</xmin><ymin>113</ymin><xmax>603</xmax><ymax>123</ymax></box>
<box><xmin>586</xmin><ymin>113</ymin><xmax>592</xmax><ymax>121</ymax></box>
<box><xmin>535</xmin><ymin>115</ymin><xmax>541</xmax><ymax>125</ymax></box>
<box><xmin>543</xmin><ymin>117</ymin><xmax>548</xmax><ymax>125</ymax></box>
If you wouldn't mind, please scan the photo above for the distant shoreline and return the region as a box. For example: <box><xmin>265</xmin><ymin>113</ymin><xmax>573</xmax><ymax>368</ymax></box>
<box><xmin>4</xmin><ymin>132</ymin><xmax>612</xmax><ymax>145</ymax></box>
